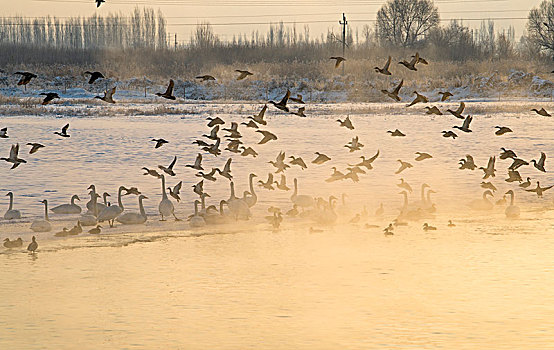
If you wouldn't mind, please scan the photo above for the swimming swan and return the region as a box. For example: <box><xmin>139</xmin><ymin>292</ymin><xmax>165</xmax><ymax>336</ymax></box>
<box><xmin>291</xmin><ymin>178</ymin><xmax>314</xmax><ymax>209</ymax></box>
<box><xmin>51</xmin><ymin>194</ymin><xmax>82</xmax><ymax>214</ymax></box>
<box><xmin>504</xmin><ymin>190</ymin><xmax>520</xmax><ymax>219</ymax></box>
<box><xmin>31</xmin><ymin>200</ymin><xmax>52</xmax><ymax>232</ymax></box>
<box><xmin>4</xmin><ymin>192</ymin><xmax>21</xmax><ymax>220</ymax></box>
<box><xmin>117</xmin><ymin>195</ymin><xmax>148</xmax><ymax>225</ymax></box>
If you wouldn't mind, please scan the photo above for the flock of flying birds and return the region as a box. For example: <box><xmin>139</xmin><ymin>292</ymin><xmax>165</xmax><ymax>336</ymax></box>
<box><xmin>2</xmin><ymin>50</ymin><xmax>553</xmax><ymax>253</ymax></box>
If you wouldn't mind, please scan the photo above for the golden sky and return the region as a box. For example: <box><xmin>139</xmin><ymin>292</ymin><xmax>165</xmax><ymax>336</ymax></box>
<box><xmin>5</xmin><ymin>0</ymin><xmax>543</xmax><ymax>44</ymax></box>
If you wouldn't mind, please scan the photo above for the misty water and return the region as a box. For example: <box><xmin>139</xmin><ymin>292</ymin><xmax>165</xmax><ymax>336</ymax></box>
<box><xmin>1</xmin><ymin>101</ymin><xmax>554</xmax><ymax>348</ymax></box>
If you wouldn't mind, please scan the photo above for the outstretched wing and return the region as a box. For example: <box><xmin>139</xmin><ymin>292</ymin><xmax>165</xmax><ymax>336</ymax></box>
<box><xmin>279</xmin><ymin>90</ymin><xmax>291</xmax><ymax>106</ymax></box>
<box><xmin>106</xmin><ymin>87</ymin><xmax>116</xmax><ymax>99</ymax></box>
<box><xmin>383</xmin><ymin>56</ymin><xmax>391</xmax><ymax>70</ymax></box>
<box><xmin>393</xmin><ymin>80</ymin><xmax>403</xmax><ymax>94</ymax></box>
<box><xmin>456</xmin><ymin>102</ymin><xmax>465</xmax><ymax>114</ymax></box>
<box><xmin>165</xmin><ymin>79</ymin><xmax>174</xmax><ymax>95</ymax></box>
<box><xmin>61</xmin><ymin>123</ymin><xmax>69</xmax><ymax>134</ymax></box>
<box><xmin>173</xmin><ymin>181</ymin><xmax>182</xmax><ymax>194</ymax></box>
<box><xmin>168</xmin><ymin>156</ymin><xmax>177</xmax><ymax>169</ymax></box>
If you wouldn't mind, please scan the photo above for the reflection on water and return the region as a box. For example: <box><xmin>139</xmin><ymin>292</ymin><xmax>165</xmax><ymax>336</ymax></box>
<box><xmin>2</xmin><ymin>102</ymin><xmax>554</xmax><ymax>348</ymax></box>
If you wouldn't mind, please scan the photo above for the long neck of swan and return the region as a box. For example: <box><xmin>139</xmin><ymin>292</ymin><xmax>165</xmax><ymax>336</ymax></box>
<box><xmin>201</xmin><ymin>196</ymin><xmax>206</xmax><ymax>210</ymax></box>
<box><xmin>230</xmin><ymin>183</ymin><xmax>236</xmax><ymax>199</ymax></box>
<box><xmin>92</xmin><ymin>193</ymin><xmax>98</xmax><ymax>217</ymax></box>
<box><xmin>161</xmin><ymin>176</ymin><xmax>168</xmax><ymax>200</ymax></box>
<box><xmin>402</xmin><ymin>193</ymin><xmax>408</xmax><ymax>209</ymax></box>
<box><xmin>220</xmin><ymin>202</ymin><xmax>225</xmax><ymax>214</ymax></box>
<box><xmin>139</xmin><ymin>197</ymin><xmax>146</xmax><ymax>217</ymax></box>
<box><xmin>426</xmin><ymin>191</ymin><xmax>432</xmax><ymax>205</ymax></box>
<box><xmin>8</xmin><ymin>193</ymin><xmax>13</xmax><ymax>210</ymax></box>
<box><xmin>44</xmin><ymin>201</ymin><xmax>49</xmax><ymax>221</ymax></box>
<box><xmin>293</xmin><ymin>180</ymin><xmax>298</xmax><ymax>196</ymax></box>
<box><xmin>249</xmin><ymin>175</ymin><xmax>256</xmax><ymax>199</ymax></box>
<box><xmin>117</xmin><ymin>188</ymin><xmax>124</xmax><ymax>209</ymax></box>
<box><xmin>194</xmin><ymin>201</ymin><xmax>199</xmax><ymax>216</ymax></box>
<box><xmin>509</xmin><ymin>193</ymin><xmax>515</xmax><ymax>205</ymax></box>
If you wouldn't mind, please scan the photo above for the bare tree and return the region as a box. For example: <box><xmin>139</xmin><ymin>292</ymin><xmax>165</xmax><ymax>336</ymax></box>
<box><xmin>528</xmin><ymin>0</ymin><xmax>554</xmax><ymax>55</ymax></box>
<box><xmin>376</xmin><ymin>0</ymin><xmax>439</xmax><ymax>47</ymax></box>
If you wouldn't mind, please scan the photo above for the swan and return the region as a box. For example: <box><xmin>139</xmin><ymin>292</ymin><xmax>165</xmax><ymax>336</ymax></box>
<box><xmin>31</xmin><ymin>200</ymin><xmax>52</xmax><ymax>232</ymax></box>
<box><xmin>244</xmin><ymin>173</ymin><xmax>258</xmax><ymax>208</ymax></box>
<box><xmin>97</xmin><ymin>186</ymin><xmax>125</xmax><ymax>227</ymax></box>
<box><xmin>189</xmin><ymin>200</ymin><xmax>206</xmax><ymax>228</ymax></box>
<box><xmin>397</xmin><ymin>191</ymin><xmax>423</xmax><ymax>221</ymax></box>
<box><xmin>504</xmin><ymin>190</ymin><xmax>520</xmax><ymax>219</ymax></box>
<box><xmin>291</xmin><ymin>178</ymin><xmax>314</xmax><ymax>210</ymax></box>
<box><xmin>117</xmin><ymin>195</ymin><xmax>148</xmax><ymax>225</ymax></box>
<box><xmin>51</xmin><ymin>194</ymin><xmax>82</xmax><ymax>214</ymax></box>
<box><xmin>4</xmin><ymin>192</ymin><xmax>21</xmax><ymax>220</ymax></box>
<box><xmin>80</xmin><ymin>191</ymin><xmax>98</xmax><ymax>226</ymax></box>
<box><xmin>319</xmin><ymin>196</ymin><xmax>338</xmax><ymax>225</ymax></box>
<box><xmin>227</xmin><ymin>182</ymin><xmax>251</xmax><ymax>220</ymax></box>
<box><xmin>469</xmin><ymin>190</ymin><xmax>494</xmax><ymax>211</ymax></box>
<box><xmin>159</xmin><ymin>175</ymin><xmax>180</xmax><ymax>221</ymax></box>
<box><xmin>86</xmin><ymin>185</ymin><xmax>108</xmax><ymax>213</ymax></box>
<box><xmin>411</xmin><ymin>184</ymin><xmax>430</xmax><ymax>209</ymax></box>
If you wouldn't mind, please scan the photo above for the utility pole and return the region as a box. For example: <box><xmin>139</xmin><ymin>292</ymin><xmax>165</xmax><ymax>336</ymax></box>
<box><xmin>339</xmin><ymin>13</ymin><xmax>347</xmax><ymax>75</ymax></box>
<box><xmin>174</xmin><ymin>33</ymin><xmax>177</xmax><ymax>51</ymax></box>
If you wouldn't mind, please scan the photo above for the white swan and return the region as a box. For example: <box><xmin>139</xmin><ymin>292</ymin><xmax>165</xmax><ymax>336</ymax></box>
<box><xmin>159</xmin><ymin>175</ymin><xmax>180</xmax><ymax>221</ymax></box>
<box><xmin>86</xmin><ymin>185</ymin><xmax>108</xmax><ymax>214</ymax></box>
<box><xmin>31</xmin><ymin>200</ymin><xmax>52</xmax><ymax>232</ymax></box>
<box><xmin>4</xmin><ymin>192</ymin><xmax>21</xmax><ymax>220</ymax></box>
<box><xmin>189</xmin><ymin>200</ymin><xmax>206</xmax><ymax>227</ymax></box>
<box><xmin>504</xmin><ymin>190</ymin><xmax>520</xmax><ymax>218</ymax></box>
<box><xmin>469</xmin><ymin>190</ymin><xmax>494</xmax><ymax>211</ymax></box>
<box><xmin>227</xmin><ymin>182</ymin><xmax>251</xmax><ymax>220</ymax></box>
<box><xmin>51</xmin><ymin>194</ymin><xmax>82</xmax><ymax>214</ymax></box>
<box><xmin>291</xmin><ymin>178</ymin><xmax>314</xmax><ymax>210</ymax></box>
<box><xmin>97</xmin><ymin>186</ymin><xmax>125</xmax><ymax>227</ymax></box>
<box><xmin>244</xmin><ymin>173</ymin><xmax>258</xmax><ymax>208</ymax></box>
<box><xmin>117</xmin><ymin>195</ymin><xmax>148</xmax><ymax>225</ymax></box>
<box><xmin>80</xmin><ymin>191</ymin><xmax>98</xmax><ymax>226</ymax></box>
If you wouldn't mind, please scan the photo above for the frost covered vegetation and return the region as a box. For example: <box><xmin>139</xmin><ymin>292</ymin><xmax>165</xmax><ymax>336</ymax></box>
<box><xmin>1</xmin><ymin>1</ymin><xmax>554</xmax><ymax>104</ymax></box>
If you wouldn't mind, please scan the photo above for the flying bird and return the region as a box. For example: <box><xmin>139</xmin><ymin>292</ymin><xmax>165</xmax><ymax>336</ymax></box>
<box><xmin>337</xmin><ymin>116</ymin><xmax>354</xmax><ymax>130</ymax></box>
<box><xmin>158</xmin><ymin>156</ymin><xmax>177</xmax><ymax>176</ymax></box>
<box><xmin>54</xmin><ymin>123</ymin><xmax>70</xmax><ymax>138</ymax></box>
<box><xmin>374</xmin><ymin>56</ymin><xmax>392</xmax><ymax>75</ymax></box>
<box><xmin>381</xmin><ymin>80</ymin><xmax>403</xmax><ymax>101</ymax></box>
<box><xmin>1</xmin><ymin>144</ymin><xmax>26</xmax><ymax>169</ymax></box>
<box><xmin>95</xmin><ymin>87</ymin><xmax>116</xmax><ymax>103</ymax></box>
<box><xmin>446</xmin><ymin>102</ymin><xmax>465</xmax><ymax>119</ymax></box>
<box><xmin>235</xmin><ymin>70</ymin><xmax>253</xmax><ymax>80</ymax></box>
<box><xmin>438</xmin><ymin>91</ymin><xmax>453</xmax><ymax>101</ymax></box>
<box><xmin>256</xmin><ymin>130</ymin><xmax>278</xmax><ymax>144</ymax></box>
<box><xmin>407</xmin><ymin>91</ymin><xmax>429</xmax><ymax>107</ymax></box>
<box><xmin>27</xmin><ymin>143</ymin><xmax>45</xmax><ymax>154</ymax></box>
<box><xmin>84</xmin><ymin>71</ymin><xmax>104</xmax><ymax>84</ymax></box>
<box><xmin>156</xmin><ymin>79</ymin><xmax>176</xmax><ymax>100</ymax></box>
<box><xmin>269</xmin><ymin>90</ymin><xmax>291</xmax><ymax>112</ymax></box>
<box><xmin>196</xmin><ymin>75</ymin><xmax>216</xmax><ymax>82</ymax></box>
<box><xmin>495</xmin><ymin>126</ymin><xmax>512</xmax><ymax>136</ymax></box>
<box><xmin>40</xmin><ymin>92</ymin><xmax>60</xmax><ymax>105</ymax></box>
<box><xmin>152</xmin><ymin>138</ymin><xmax>168</xmax><ymax>148</ymax></box>
<box><xmin>330</xmin><ymin>56</ymin><xmax>346</xmax><ymax>68</ymax></box>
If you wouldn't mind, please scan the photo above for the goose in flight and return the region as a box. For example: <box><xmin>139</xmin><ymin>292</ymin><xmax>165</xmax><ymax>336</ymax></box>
<box><xmin>51</xmin><ymin>194</ymin><xmax>82</xmax><ymax>214</ymax></box>
<box><xmin>240</xmin><ymin>146</ymin><xmax>258</xmax><ymax>158</ymax></box>
<box><xmin>415</xmin><ymin>152</ymin><xmax>432</xmax><ymax>161</ymax></box>
<box><xmin>349</xmin><ymin>150</ymin><xmax>379</xmax><ymax>169</ymax></box>
<box><xmin>196</xmin><ymin>75</ymin><xmax>216</xmax><ymax>82</ymax></box>
<box><xmin>425</xmin><ymin>106</ymin><xmax>442</xmax><ymax>115</ymax></box>
<box><xmin>168</xmin><ymin>182</ymin><xmax>182</xmax><ymax>202</ymax></box>
<box><xmin>207</xmin><ymin>116</ymin><xmax>225</xmax><ymax>127</ymax></box>
<box><xmin>397</xmin><ymin>178</ymin><xmax>413</xmax><ymax>193</ymax></box>
<box><xmin>289</xmin><ymin>156</ymin><xmax>307</xmax><ymax>170</ymax></box>
<box><xmin>531</xmin><ymin>108</ymin><xmax>551</xmax><ymax>117</ymax></box>
<box><xmin>381</xmin><ymin>80</ymin><xmax>403</xmax><ymax>101</ymax></box>
<box><xmin>325</xmin><ymin>167</ymin><xmax>345</xmax><ymax>182</ymax></box>
<box><xmin>55</xmin><ymin>123</ymin><xmax>70</xmax><ymax>138</ymax></box>
<box><xmin>459</xmin><ymin>155</ymin><xmax>477</xmax><ymax>170</ymax></box>
<box><xmin>495</xmin><ymin>126</ymin><xmax>512</xmax><ymax>136</ymax></box>
<box><xmin>27</xmin><ymin>236</ymin><xmax>38</xmax><ymax>253</ymax></box>
<box><xmin>453</xmin><ymin>115</ymin><xmax>473</xmax><ymax>133</ymax></box>
<box><xmin>330</xmin><ymin>56</ymin><xmax>346</xmax><ymax>68</ymax></box>
<box><xmin>480</xmin><ymin>156</ymin><xmax>496</xmax><ymax>179</ymax></box>
<box><xmin>312</xmin><ymin>152</ymin><xmax>331</xmax><ymax>165</ymax></box>
<box><xmin>442</xmin><ymin>130</ymin><xmax>458</xmax><ymax>139</ymax></box>
<box><xmin>508</xmin><ymin>158</ymin><xmax>528</xmax><ymax>170</ymax></box>
<box><xmin>525</xmin><ymin>181</ymin><xmax>553</xmax><ymax>197</ymax></box>
<box><xmin>156</xmin><ymin>79</ymin><xmax>176</xmax><ymax>100</ymax></box>
<box><xmin>289</xmin><ymin>94</ymin><xmax>305</xmax><ymax>104</ymax></box>
<box><xmin>374</xmin><ymin>56</ymin><xmax>392</xmax><ymax>75</ymax></box>
<box><xmin>446</xmin><ymin>102</ymin><xmax>465</xmax><ymax>119</ymax></box>
<box><xmin>123</xmin><ymin>187</ymin><xmax>141</xmax><ymax>196</ymax></box>
<box><xmin>506</xmin><ymin>169</ymin><xmax>522</xmax><ymax>183</ymax></box>
<box><xmin>520</xmin><ymin>177</ymin><xmax>532</xmax><ymax>188</ymax></box>
<box><xmin>387</xmin><ymin>129</ymin><xmax>405</xmax><ymax>137</ymax></box>
<box><xmin>439</xmin><ymin>91</ymin><xmax>453</xmax><ymax>101</ymax></box>
<box><xmin>398</xmin><ymin>53</ymin><xmax>419</xmax><ymax>71</ymax></box>
<box><xmin>291</xmin><ymin>107</ymin><xmax>307</xmax><ymax>117</ymax></box>
<box><xmin>423</xmin><ymin>223</ymin><xmax>437</xmax><ymax>232</ymax></box>
<box><xmin>95</xmin><ymin>87</ymin><xmax>116</xmax><ymax>103</ymax></box>
<box><xmin>241</xmin><ymin>120</ymin><xmax>258</xmax><ymax>129</ymax></box>
<box><xmin>0</xmin><ymin>127</ymin><xmax>7</xmax><ymax>138</ymax></box>
<box><xmin>152</xmin><ymin>138</ymin><xmax>168</xmax><ymax>148</ymax></box>
<box><xmin>412</xmin><ymin>53</ymin><xmax>428</xmax><ymax>64</ymax></box>
<box><xmin>192</xmin><ymin>180</ymin><xmax>204</xmax><ymax>196</ymax></box>
<box><xmin>226</xmin><ymin>139</ymin><xmax>243</xmax><ymax>153</ymax></box>
<box><xmin>4</xmin><ymin>192</ymin><xmax>21</xmax><ymax>220</ymax></box>
<box><xmin>235</xmin><ymin>70</ymin><xmax>253</xmax><ymax>80</ymax></box>
<box><xmin>41</xmin><ymin>92</ymin><xmax>60</xmax><ymax>105</ymax></box>
<box><xmin>217</xmin><ymin>158</ymin><xmax>233</xmax><ymax>180</ymax></box>
<box><xmin>223</xmin><ymin>122</ymin><xmax>242</xmax><ymax>139</ymax></box>
<box><xmin>15</xmin><ymin>71</ymin><xmax>37</xmax><ymax>89</ymax></box>
<box><xmin>480</xmin><ymin>181</ymin><xmax>497</xmax><ymax>192</ymax></box>
<box><xmin>196</xmin><ymin>168</ymin><xmax>218</xmax><ymax>182</ymax></box>
<box><xmin>269</xmin><ymin>90</ymin><xmax>290</xmax><ymax>112</ymax></box>
<box><xmin>337</xmin><ymin>116</ymin><xmax>354</xmax><ymax>130</ymax></box>
<box><xmin>158</xmin><ymin>156</ymin><xmax>177</xmax><ymax>176</ymax></box>
<box><xmin>142</xmin><ymin>167</ymin><xmax>161</xmax><ymax>178</ymax></box>
<box><xmin>203</xmin><ymin>125</ymin><xmax>220</xmax><ymax>140</ymax></box>
<box><xmin>345</xmin><ymin>136</ymin><xmax>364</xmax><ymax>152</ymax></box>
<box><xmin>256</xmin><ymin>130</ymin><xmax>278</xmax><ymax>144</ymax></box>
<box><xmin>1</xmin><ymin>144</ymin><xmax>26</xmax><ymax>169</ymax></box>
<box><xmin>275</xmin><ymin>174</ymin><xmax>290</xmax><ymax>191</ymax></box>
<box><xmin>258</xmin><ymin>173</ymin><xmax>275</xmax><ymax>190</ymax></box>
<box><xmin>530</xmin><ymin>152</ymin><xmax>547</xmax><ymax>172</ymax></box>
<box><xmin>269</xmin><ymin>151</ymin><xmax>290</xmax><ymax>173</ymax></box>
<box><xmin>407</xmin><ymin>91</ymin><xmax>429</xmax><ymax>107</ymax></box>
<box><xmin>395</xmin><ymin>160</ymin><xmax>413</xmax><ymax>174</ymax></box>
<box><xmin>499</xmin><ymin>147</ymin><xmax>517</xmax><ymax>160</ymax></box>
<box><xmin>84</xmin><ymin>71</ymin><xmax>104</xmax><ymax>83</ymax></box>
<box><xmin>95</xmin><ymin>0</ymin><xmax>105</xmax><ymax>7</ymax></box>
<box><xmin>249</xmin><ymin>105</ymin><xmax>268</xmax><ymax>125</ymax></box>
